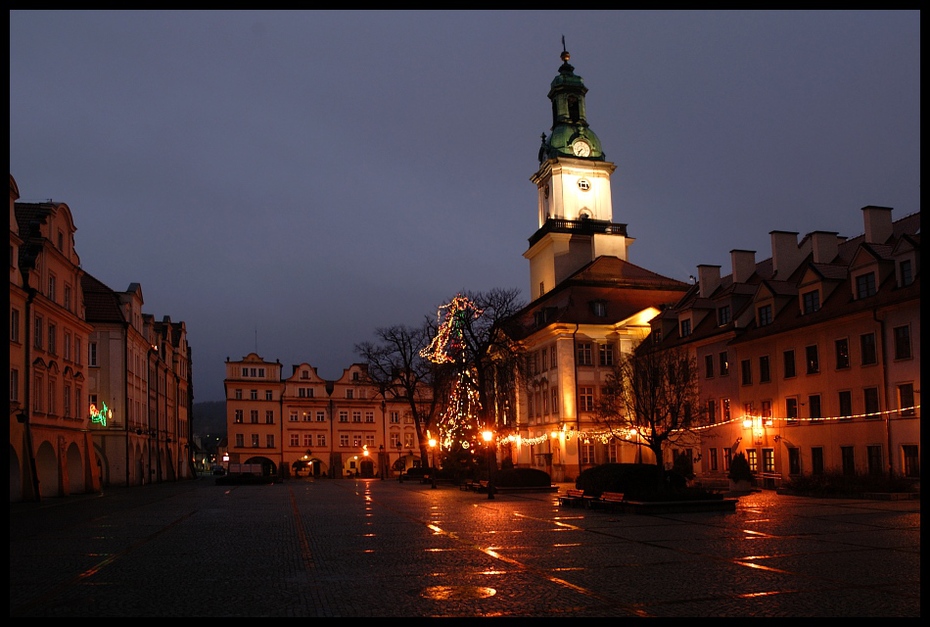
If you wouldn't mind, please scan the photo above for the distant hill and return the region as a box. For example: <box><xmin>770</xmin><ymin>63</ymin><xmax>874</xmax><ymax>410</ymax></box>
<box><xmin>192</xmin><ymin>401</ymin><xmax>226</xmax><ymax>437</ymax></box>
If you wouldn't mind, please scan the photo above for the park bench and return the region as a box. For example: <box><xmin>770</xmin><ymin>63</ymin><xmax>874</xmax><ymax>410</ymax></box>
<box><xmin>590</xmin><ymin>491</ymin><xmax>625</xmax><ymax>510</ymax></box>
<box><xmin>558</xmin><ymin>488</ymin><xmax>595</xmax><ymax>508</ymax></box>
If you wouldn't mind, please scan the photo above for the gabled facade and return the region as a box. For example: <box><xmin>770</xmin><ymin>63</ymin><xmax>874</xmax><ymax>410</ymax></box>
<box><xmin>653</xmin><ymin>206</ymin><xmax>920</xmax><ymax>485</ymax></box>
<box><xmin>224</xmin><ymin>354</ymin><xmax>416</xmax><ymax>478</ymax></box>
<box><xmin>10</xmin><ymin>176</ymin><xmax>99</xmax><ymax>500</ymax></box>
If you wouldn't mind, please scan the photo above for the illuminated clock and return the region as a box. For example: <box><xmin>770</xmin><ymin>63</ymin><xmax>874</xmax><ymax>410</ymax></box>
<box><xmin>572</xmin><ymin>139</ymin><xmax>591</xmax><ymax>157</ymax></box>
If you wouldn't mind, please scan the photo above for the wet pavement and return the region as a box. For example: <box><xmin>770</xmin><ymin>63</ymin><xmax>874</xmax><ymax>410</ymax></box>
<box><xmin>9</xmin><ymin>476</ymin><xmax>920</xmax><ymax>617</ymax></box>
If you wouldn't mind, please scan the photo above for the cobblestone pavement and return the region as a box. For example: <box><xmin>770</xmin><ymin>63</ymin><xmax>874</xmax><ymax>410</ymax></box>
<box><xmin>9</xmin><ymin>477</ymin><xmax>920</xmax><ymax>617</ymax></box>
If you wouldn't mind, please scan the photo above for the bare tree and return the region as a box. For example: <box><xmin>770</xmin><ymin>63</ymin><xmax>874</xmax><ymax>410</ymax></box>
<box><xmin>595</xmin><ymin>343</ymin><xmax>702</xmax><ymax>475</ymax></box>
<box><xmin>355</xmin><ymin>323</ymin><xmax>451</xmax><ymax>469</ymax></box>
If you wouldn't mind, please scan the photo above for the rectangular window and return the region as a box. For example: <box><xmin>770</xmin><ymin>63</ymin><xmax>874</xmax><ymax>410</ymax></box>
<box><xmin>722</xmin><ymin>398</ymin><xmax>731</xmax><ymax>422</ymax></box>
<box><xmin>841</xmin><ymin>446</ymin><xmax>855</xmax><ymax>476</ymax></box>
<box><xmin>740</xmin><ymin>359</ymin><xmax>752</xmax><ymax>385</ymax></box>
<box><xmin>812</xmin><ymin>447</ymin><xmax>824</xmax><ymax>475</ymax></box>
<box><xmin>864</xmin><ymin>387</ymin><xmax>880</xmax><ymax>417</ymax></box>
<box><xmin>855</xmin><ymin>272</ymin><xmax>876</xmax><ymax>299</ymax></box>
<box><xmin>10</xmin><ymin>308</ymin><xmax>20</xmax><ymax>342</ymax></box>
<box><xmin>265</xmin><ymin>390</ymin><xmax>273</xmax><ymax>401</ymax></box>
<box><xmin>290</xmin><ymin>433</ymin><xmax>299</xmax><ymax>446</ymax></box>
<box><xmin>839</xmin><ymin>391</ymin><xmax>852</xmax><ymax>418</ymax></box>
<box><xmin>235</xmin><ymin>409</ymin><xmax>243</xmax><ymax>423</ymax></box>
<box><xmin>757</xmin><ymin>304</ymin><xmax>773</xmax><ymax>326</ymax></box>
<box><xmin>598</xmin><ymin>344</ymin><xmax>614</xmax><ymax>366</ymax></box>
<box><xmin>64</xmin><ymin>285</ymin><xmax>72</xmax><ymax>311</ymax></box>
<box><xmin>761</xmin><ymin>400</ymin><xmax>772</xmax><ymax>425</ymax></box>
<box><xmin>783</xmin><ymin>349</ymin><xmax>796</xmax><ymax>378</ymax></box>
<box><xmin>704</xmin><ymin>355</ymin><xmax>714</xmax><ymax>378</ymax></box>
<box><xmin>786</xmin><ymin>397</ymin><xmax>798</xmax><ymax>423</ymax></box>
<box><xmin>788</xmin><ymin>448</ymin><xmax>801</xmax><ymax>475</ymax></box>
<box><xmin>899</xmin><ymin>259</ymin><xmax>913</xmax><ymax>286</ymax></box>
<box><xmin>860</xmin><ymin>333</ymin><xmax>877</xmax><ymax>365</ymax></box>
<box><xmin>579</xmin><ymin>386</ymin><xmax>594</xmax><ymax>412</ymax></box>
<box><xmin>250</xmin><ymin>410</ymin><xmax>258</xmax><ymax>423</ymax></box>
<box><xmin>580</xmin><ymin>443</ymin><xmax>595</xmax><ymax>465</ymax></box>
<box><xmin>266</xmin><ymin>434</ymin><xmax>275</xmax><ymax>448</ymax></box>
<box><xmin>805</xmin><ymin>345</ymin><xmax>819</xmax><ymax>374</ymax></box>
<box><xmin>34</xmin><ymin>316</ymin><xmax>42</xmax><ymax>349</ymax></box>
<box><xmin>902</xmin><ymin>445</ymin><xmax>919</xmax><ymax>478</ymax></box>
<box><xmin>47</xmin><ymin>323</ymin><xmax>56</xmax><ymax>355</ymax></box>
<box><xmin>550</xmin><ymin>346</ymin><xmax>558</xmax><ymax>369</ymax></box>
<box><xmin>47</xmin><ymin>274</ymin><xmax>56</xmax><ymax>301</ymax></box>
<box><xmin>346</xmin><ymin>389</ymin><xmax>354</xmax><ymax>399</ymax></box>
<box><xmin>251</xmin><ymin>434</ymin><xmax>260</xmax><ymax>448</ymax></box>
<box><xmin>88</xmin><ymin>341</ymin><xmax>97</xmax><ymax>366</ymax></box>
<box><xmin>317</xmin><ymin>411</ymin><xmax>326</xmax><ymax>422</ymax></box>
<box><xmin>10</xmin><ymin>369</ymin><xmax>20</xmax><ymax>402</ymax></box>
<box><xmin>898</xmin><ymin>383</ymin><xmax>915</xmax><ymax>416</ymax></box>
<box><xmin>390</xmin><ymin>411</ymin><xmax>399</xmax><ymax>424</ymax></box>
<box><xmin>758</xmin><ymin>355</ymin><xmax>771</xmax><ymax>383</ymax></box>
<box><xmin>709</xmin><ymin>448</ymin><xmax>718</xmax><ymax>471</ymax></box>
<box><xmin>717</xmin><ymin>305</ymin><xmax>731</xmax><ymax>326</ymax></box>
<box><xmin>576</xmin><ymin>342</ymin><xmax>592</xmax><ymax>366</ymax></box>
<box><xmin>808</xmin><ymin>394</ymin><xmax>821</xmax><ymax>420</ymax></box>
<box><xmin>289</xmin><ymin>411</ymin><xmax>298</xmax><ymax>422</ymax></box>
<box><xmin>265</xmin><ymin>410</ymin><xmax>274</xmax><ymax>424</ymax></box>
<box><xmin>235</xmin><ymin>389</ymin><xmax>242</xmax><ymax>400</ymax></box>
<box><xmin>63</xmin><ymin>331</ymin><xmax>71</xmax><ymax>361</ymax></box>
<box><xmin>802</xmin><ymin>290</ymin><xmax>820</xmax><ymax>314</ymax></box>
<box><xmin>340</xmin><ymin>434</ymin><xmax>349</xmax><ymax>447</ymax></box>
<box><xmin>867</xmin><ymin>445</ymin><xmax>883</xmax><ymax>476</ymax></box>
<box><xmin>706</xmin><ymin>399</ymin><xmax>717</xmax><ymax>424</ymax></box>
<box><xmin>366</xmin><ymin>411</ymin><xmax>374</xmax><ymax>423</ymax></box>
<box><xmin>746</xmin><ymin>449</ymin><xmax>758</xmax><ymax>472</ymax></box>
<box><xmin>339</xmin><ymin>411</ymin><xmax>348</xmax><ymax>423</ymax></box>
<box><xmin>762</xmin><ymin>449</ymin><xmax>775</xmax><ymax>473</ymax></box>
<box><xmin>235</xmin><ymin>434</ymin><xmax>244</xmax><ymax>448</ymax></box>
<box><xmin>303</xmin><ymin>411</ymin><xmax>312</xmax><ymax>422</ymax></box>
<box><xmin>680</xmin><ymin>319</ymin><xmax>691</xmax><ymax>337</ymax></box>
<box><xmin>835</xmin><ymin>338</ymin><xmax>850</xmax><ymax>369</ymax></box>
<box><xmin>551</xmin><ymin>387</ymin><xmax>559</xmax><ymax>415</ymax></box>
<box><xmin>317</xmin><ymin>434</ymin><xmax>326</xmax><ymax>447</ymax></box>
<box><xmin>352</xmin><ymin>411</ymin><xmax>361</xmax><ymax>423</ymax></box>
<box><xmin>302</xmin><ymin>434</ymin><xmax>313</xmax><ymax>447</ymax></box>
<box><xmin>719</xmin><ymin>352</ymin><xmax>729</xmax><ymax>376</ymax></box>
<box><xmin>250</xmin><ymin>389</ymin><xmax>258</xmax><ymax>400</ymax></box>
<box><xmin>893</xmin><ymin>326</ymin><xmax>911</xmax><ymax>359</ymax></box>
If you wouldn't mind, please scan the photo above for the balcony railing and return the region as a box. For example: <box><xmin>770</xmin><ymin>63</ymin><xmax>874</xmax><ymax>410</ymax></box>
<box><xmin>528</xmin><ymin>217</ymin><xmax>628</xmax><ymax>248</ymax></box>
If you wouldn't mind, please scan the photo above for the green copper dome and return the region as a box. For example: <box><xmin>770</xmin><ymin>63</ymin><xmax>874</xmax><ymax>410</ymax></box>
<box><xmin>538</xmin><ymin>42</ymin><xmax>606</xmax><ymax>163</ymax></box>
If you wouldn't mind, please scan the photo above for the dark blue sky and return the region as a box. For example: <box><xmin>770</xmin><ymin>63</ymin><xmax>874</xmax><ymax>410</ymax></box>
<box><xmin>10</xmin><ymin>11</ymin><xmax>920</xmax><ymax>402</ymax></box>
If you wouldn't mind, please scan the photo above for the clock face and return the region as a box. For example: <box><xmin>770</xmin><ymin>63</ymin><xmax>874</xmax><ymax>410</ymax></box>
<box><xmin>572</xmin><ymin>139</ymin><xmax>591</xmax><ymax>157</ymax></box>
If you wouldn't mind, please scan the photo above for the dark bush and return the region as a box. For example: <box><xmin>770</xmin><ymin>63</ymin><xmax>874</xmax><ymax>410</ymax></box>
<box><xmin>727</xmin><ymin>452</ymin><xmax>754</xmax><ymax>482</ymax></box>
<box><xmin>575</xmin><ymin>463</ymin><xmax>661</xmax><ymax>497</ymax></box>
<box><xmin>784</xmin><ymin>471</ymin><xmax>917</xmax><ymax>496</ymax></box>
<box><xmin>576</xmin><ymin>463</ymin><xmax>723</xmax><ymax>501</ymax></box>
<box><xmin>493</xmin><ymin>467</ymin><xmax>552</xmax><ymax>488</ymax></box>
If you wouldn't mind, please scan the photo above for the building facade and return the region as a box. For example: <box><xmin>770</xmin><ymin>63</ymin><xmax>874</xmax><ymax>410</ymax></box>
<box><xmin>10</xmin><ymin>175</ymin><xmax>98</xmax><ymax>500</ymax></box>
<box><xmin>10</xmin><ymin>174</ymin><xmax>194</xmax><ymax>501</ymax></box>
<box><xmin>651</xmin><ymin>206</ymin><xmax>920</xmax><ymax>485</ymax></box>
<box><xmin>224</xmin><ymin>354</ymin><xmax>420</xmax><ymax>478</ymax></box>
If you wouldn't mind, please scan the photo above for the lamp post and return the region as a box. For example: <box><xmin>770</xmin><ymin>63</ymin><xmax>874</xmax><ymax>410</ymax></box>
<box><xmin>395</xmin><ymin>442</ymin><xmax>403</xmax><ymax>481</ymax></box>
<box><xmin>482</xmin><ymin>429</ymin><xmax>495</xmax><ymax>500</ymax></box>
<box><xmin>428</xmin><ymin>436</ymin><xmax>438</xmax><ymax>489</ymax></box>
<box><xmin>379</xmin><ymin>444</ymin><xmax>385</xmax><ymax>480</ymax></box>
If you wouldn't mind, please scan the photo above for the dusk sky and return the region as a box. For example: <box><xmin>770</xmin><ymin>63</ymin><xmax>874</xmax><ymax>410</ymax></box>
<box><xmin>10</xmin><ymin>11</ymin><xmax>920</xmax><ymax>403</ymax></box>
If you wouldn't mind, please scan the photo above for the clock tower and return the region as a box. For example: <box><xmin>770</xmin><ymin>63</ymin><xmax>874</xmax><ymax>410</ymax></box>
<box><xmin>525</xmin><ymin>42</ymin><xmax>633</xmax><ymax>300</ymax></box>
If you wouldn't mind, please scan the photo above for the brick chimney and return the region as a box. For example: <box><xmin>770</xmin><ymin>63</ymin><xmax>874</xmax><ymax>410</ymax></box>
<box><xmin>862</xmin><ymin>205</ymin><xmax>893</xmax><ymax>244</ymax></box>
<box><xmin>697</xmin><ymin>264</ymin><xmax>721</xmax><ymax>298</ymax></box>
<box><xmin>810</xmin><ymin>231</ymin><xmax>840</xmax><ymax>264</ymax></box>
<box><xmin>770</xmin><ymin>231</ymin><xmax>803</xmax><ymax>278</ymax></box>
<box><xmin>731</xmin><ymin>250</ymin><xmax>756</xmax><ymax>284</ymax></box>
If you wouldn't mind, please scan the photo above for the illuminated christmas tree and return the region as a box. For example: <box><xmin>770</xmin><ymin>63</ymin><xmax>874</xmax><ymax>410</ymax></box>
<box><xmin>421</xmin><ymin>294</ymin><xmax>484</xmax><ymax>452</ymax></box>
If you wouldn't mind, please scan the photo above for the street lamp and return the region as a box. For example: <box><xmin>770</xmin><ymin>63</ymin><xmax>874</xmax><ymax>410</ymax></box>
<box><xmin>379</xmin><ymin>444</ymin><xmax>384</xmax><ymax>480</ymax></box>
<box><xmin>482</xmin><ymin>429</ymin><xmax>495</xmax><ymax>500</ymax></box>
<box><xmin>428</xmin><ymin>436</ymin><xmax>438</xmax><ymax>489</ymax></box>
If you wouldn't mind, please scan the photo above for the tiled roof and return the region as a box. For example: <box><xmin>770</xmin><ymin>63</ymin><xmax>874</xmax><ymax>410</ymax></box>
<box><xmin>81</xmin><ymin>272</ymin><xmax>125</xmax><ymax>324</ymax></box>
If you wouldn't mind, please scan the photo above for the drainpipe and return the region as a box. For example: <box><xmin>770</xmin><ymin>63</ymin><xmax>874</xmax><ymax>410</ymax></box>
<box><xmin>873</xmin><ymin>308</ymin><xmax>894</xmax><ymax>478</ymax></box>
<box><xmin>21</xmin><ymin>285</ymin><xmax>41</xmax><ymax>501</ymax></box>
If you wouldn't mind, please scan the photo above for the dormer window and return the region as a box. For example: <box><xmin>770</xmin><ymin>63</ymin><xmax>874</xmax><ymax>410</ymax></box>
<box><xmin>801</xmin><ymin>290</ymin><xmax>820</xmax><ymax>314</ymax></box>
<box><xmin>855</xmin><ymin>272</ymin><xmax>876</xmax><ymax>299</ymax></box>
<box><xmin>899</xmin><ymin>259</ymin><xmax>913</xmax><ymax>286</ymax></box>
<box><xmin>591</xmin><ymin>300</ymin><xmax>607</xmax><ymax>317</ymax></box>
<box><xmin>680</xmin><ymin>319</ymin><xmax>692</xmax><ymax>337</ymax></box>
<box><xmin>717</xmin><ymin>305</ymin><xmax>731</xmax><ymax>326</ymax></box>
<box><xmin>757</xmin><ymin>304</ymin><xmax>773</xmax><ymax>326</ymax></box>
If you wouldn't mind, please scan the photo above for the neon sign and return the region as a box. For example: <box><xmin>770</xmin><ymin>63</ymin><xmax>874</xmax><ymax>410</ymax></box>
<box><xmin>89</xmin><ymin>402</ymin><xmax>113</xmax><ymax>427</ymax></box>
